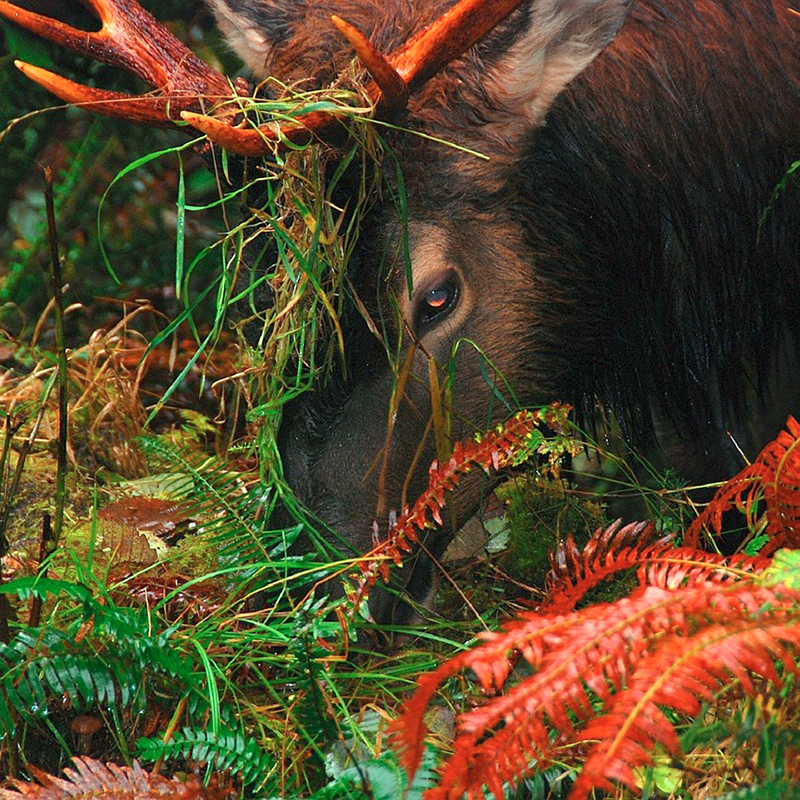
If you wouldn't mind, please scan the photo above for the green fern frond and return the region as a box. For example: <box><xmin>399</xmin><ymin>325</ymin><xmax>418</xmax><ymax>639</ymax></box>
<box><xmin>0</xmin><ymin>579</ymin><xmax>196</xmax><ymax>737</ymax></box>
<box><xmin>314</xmin><ymin>747</ymin><xmax>440</xmax><ymax>800</ymax></box>
<box><xmin>136</xmin><ymin>725</ymin><xmax>273</xmax><ymax>787</ymax></box>
<box><xmin>137</xmin><ymin>437</ymin><xmax>284</xmax><ymax>561</ymax></box>
<box><xmin>0</xmin><ymin>630</ymin><xmax>127</xmax><ymax>734</ymax></box>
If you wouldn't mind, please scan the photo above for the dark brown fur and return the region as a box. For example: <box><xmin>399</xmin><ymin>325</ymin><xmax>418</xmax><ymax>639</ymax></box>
<box><xmin>210</xmin><ymin>0</ymin><xmax>800</xmax><ymax>622</ymax></box>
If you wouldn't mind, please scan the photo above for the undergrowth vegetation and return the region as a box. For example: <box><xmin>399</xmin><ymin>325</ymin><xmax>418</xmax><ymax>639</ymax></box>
<box><xmin>1</xmin><ymin>4</ymin><xmax>800</xmax><ymax>799</ymax></box>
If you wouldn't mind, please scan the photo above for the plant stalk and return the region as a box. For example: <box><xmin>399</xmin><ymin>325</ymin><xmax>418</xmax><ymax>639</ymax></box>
<box><xmin>44</xmin><ymin>166</ymin><xmax>68</xmax><ymax>550</ymax></box>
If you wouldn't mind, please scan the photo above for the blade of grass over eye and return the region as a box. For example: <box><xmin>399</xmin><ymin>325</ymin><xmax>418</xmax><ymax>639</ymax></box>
<box><xmin>378</xmin><ymin>342</ymin><xmax>418</xmax><ymax>510</ymax></box>
<box><xmin>393</xmin><ymin>160</ymin><xmax>413</xmax><ymax>297</ymax></box>
<box><xmin>428</xmin><ymin>357</ymin><xmax>451</xmax><ymax>465</ymax></box>
<box><xmin>452</xmin><ymin>338</ymin><xmax>521</xmax><ymax>410</ymax></box>
<box><xmin>479</xmin><ymin>356</ymin><xmax>514</xmax><ymax>413</ymax></box>
<box><xmin>96</xmin><ymin>138</ymin><xmax>204</xmax><ymax>282</ymax></box>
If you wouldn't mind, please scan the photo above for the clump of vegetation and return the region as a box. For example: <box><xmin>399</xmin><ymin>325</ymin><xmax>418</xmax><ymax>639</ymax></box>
<box><xmin>393</xmin><ymin>419</ymin><xmax>800</xmax><ymax>800</ymax></box>
<box><xmin>494</xmin><ymin>473</ymin><xmax>605</xmax><ymax>590</ymax></box>
<box><xmin>2</xmin><ymin>5</ymin><xmax>799</xmax><ymax>799</ymax></box>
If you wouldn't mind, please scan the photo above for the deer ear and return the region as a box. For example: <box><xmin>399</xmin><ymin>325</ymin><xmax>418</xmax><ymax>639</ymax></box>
<box><xmin>206</xmin><ymin>0</ymin><xmax>305</xmax><ymax>79</ymax></box>
<box><xmin>488</xmin><ymin>0</ymin><xmax>631</xmax><ymax>124</ymax></box>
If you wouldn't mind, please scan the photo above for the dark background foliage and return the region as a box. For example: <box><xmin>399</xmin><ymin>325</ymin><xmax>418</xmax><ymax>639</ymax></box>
<box><xmin>0</xmin><ymin>0</ymin><xmax>242</xmax><ymax>343</ymax></box>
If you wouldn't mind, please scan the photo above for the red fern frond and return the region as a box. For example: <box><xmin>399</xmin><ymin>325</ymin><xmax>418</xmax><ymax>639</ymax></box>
<box><xmin>542</xmin><ymin>520</ymin><xmax>662</xmax><ymax>612</ymax></box>
<box><xmin>392</xmin><ymin>553</ymin><xmax>800</xmax><ymax>799</ymax></box>
<box><xmin>540</xmin><ymin>520</ymin><xmax>770</xmax><ymax>614</ymax></box>
<box><xmin>686</xmin><ymin>415</ymin><xmax>800</xmax><ymax>552</ymax></box>
<box><xmin>0</xmin><ymin>757</ymin><xmax>225</xmax><ymax>800</ymax></box>
<box><xmin>347</xmin><ymin>404</ymin><xmax>575</xmax><ymax>610</ymax></box>
<box><xmin>574</xmin><ymin>615</ymin><xmax>800</xmax><ymax>798</ymax></box>
<box><xmin>393</xmin><ymin>416</ymin><xmax>800</xmax><ymax>799</ymax></box>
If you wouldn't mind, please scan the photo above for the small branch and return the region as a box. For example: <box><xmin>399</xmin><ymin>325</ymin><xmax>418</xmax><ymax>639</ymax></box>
<box><xmin>29</xmin><ymin>513</ymin><xmax>54</xmax><ymax>628</ymax></box>
<box><xmin>0</xmin><ymin>413</ymin><xmax>25</xmax><ymax>553</ymax></box>
<box><xmin>44</xmin><ymin>166</ymin><xmax>68</xmax><ymax>550</ymax></box>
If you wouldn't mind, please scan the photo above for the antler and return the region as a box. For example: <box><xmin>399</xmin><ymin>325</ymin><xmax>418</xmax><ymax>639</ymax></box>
<box><xmin>2</xmin><ymin>0</ymin><xmax>525</xmax><ymax>153</ymax></box>
<box><xmin>0</xmin><ymin>0</ymin><xmax>238</xmax><ymax>126</ymax></box>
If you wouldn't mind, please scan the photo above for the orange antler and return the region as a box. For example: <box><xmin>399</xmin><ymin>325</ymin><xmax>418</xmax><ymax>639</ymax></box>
<box><xmin>2</xmin><ymin>0</ymin><xmax>525</xmax><ymax>153</ymax></box>
<box><xmin>0</xmin><ymin>0</ymin><xmax>235</xmax><ymax>125</ymax></box>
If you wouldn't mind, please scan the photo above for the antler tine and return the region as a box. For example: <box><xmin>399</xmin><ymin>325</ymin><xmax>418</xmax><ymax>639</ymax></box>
<box><xmin>0</xmin><ymin>0</ymin><xmax>232</xmax><ymax>124</ymax></box>
<box><xmin>330</xmin><ymin>15</ymin><xmax>409</xmax><ymax>111</ymax></box>
<box><xmin>14</xmin><ymin>61</ymin><xmax>196</xmax><ymax>126</ymax></box>
<box><xmin>388</xmin><ymin>0</ymin><xmax>524</xmax><ymax>91</ymax></box>
<box><xmin>181</xmin><ymin>109</ymin><xmax>345</xmax><ymax>155</ymax></box>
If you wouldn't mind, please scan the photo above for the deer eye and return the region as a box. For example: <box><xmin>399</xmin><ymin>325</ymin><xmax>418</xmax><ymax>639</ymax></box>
<box><xmin>417</xmin><ymin>278</ymin><xmax>459</xmax><ymax>329</ymax></box>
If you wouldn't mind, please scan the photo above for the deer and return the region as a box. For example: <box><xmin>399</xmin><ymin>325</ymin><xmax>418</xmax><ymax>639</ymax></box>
<box><xmin>3</xmin><ymin>0</ymin><xmax>800</xmax><ymax>624</ymax></box>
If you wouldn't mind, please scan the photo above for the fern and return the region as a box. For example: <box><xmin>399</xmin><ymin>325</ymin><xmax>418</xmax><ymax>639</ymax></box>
<box><xmin>392</xmin><ymin>540</ymin><xmax>800</xmax><ymax>798</ymax></box>
<box><xmin>314</xmin><ymin>747</ymin><xmax>440</xmax><ymax>800</ymax></box>
<box><xmin>137</xmin><ymin>436</ymin><xmax>298</xmax><ymax>564</ymax></box>
<box><xmin>686</xmin><ymin>415</ymin><xmax>800</xmax><ymax>553</ymax></box>
<box><xmin>136</xmin><ymin>725</ymin><xmax>273</xmax><ymax>788</ymax></box>
<box><xmin>0</xmin><ymin>756</ymin><xmax>228</xmax><ymax>800</ymax></box>
<box><xmin>541</xmin><ymin>519</ymin><xmax>770</xmax><ymax>614</ymax></box>
<box><xmin>389</xmin><ymin>415</ymin><xmax>800</xmax><ymax>799</ymax></box>
<box><xmin>347</xmin><ymin>405</ymin><xmax>576</xmax><ymax>611</ymax></box>
<box><xmin>0</xmin><ymin>579</ymin><xmax>196</xmax><ymax>736</ymax></box>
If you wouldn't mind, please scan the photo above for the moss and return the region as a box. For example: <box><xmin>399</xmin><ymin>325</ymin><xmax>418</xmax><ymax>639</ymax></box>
<box><xmin>495</xmin><ymin>472</ymin><xmax>606</xmax><ymax>590</ymax></box>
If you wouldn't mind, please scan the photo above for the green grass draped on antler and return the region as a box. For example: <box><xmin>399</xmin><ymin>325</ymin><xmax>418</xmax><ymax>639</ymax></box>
<box><xmin>391</xmin><ymin>415</ymin><xmax>800</xmax><ymax>800</ymax></box>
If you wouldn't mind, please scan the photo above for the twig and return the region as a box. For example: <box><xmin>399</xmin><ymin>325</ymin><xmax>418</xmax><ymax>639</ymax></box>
<box><xmin>44</xmin><ymin>166</ymin><xmax>68</xmax><ymax>550</ymax></box>
<box><xmin>0</xmin><ymin>413</ymin><xmax>25</xmax><ymax>554</ymax></box>
<box><xmin>29</xmin><ymin>513</ymin><xmax>54</xmax><ymax>628</ymax></box>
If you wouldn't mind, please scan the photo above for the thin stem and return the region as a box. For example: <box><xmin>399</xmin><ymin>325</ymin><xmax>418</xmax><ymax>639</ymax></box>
<box><xmin>44</xmin><ymin>166</ymin><xmax>68</xmax><ymax>550</ymax></box>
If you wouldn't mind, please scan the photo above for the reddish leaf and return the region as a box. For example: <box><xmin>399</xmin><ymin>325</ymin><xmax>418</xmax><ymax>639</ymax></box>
<box><xmin>686</xmin><ymin>416</ymin><xmax>800</xmax><ymax>552</ymax></box>
<box><xmin>349</xmin><ymin>405</ymin><xmax>574</xmax><ymax>613</ymax></box>
<box><xmin>0</xmin><ymin>757</ymin><xmax>228</xmax><ymax>800</ymax></box>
